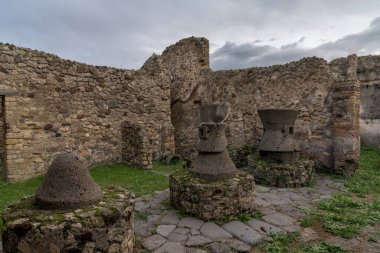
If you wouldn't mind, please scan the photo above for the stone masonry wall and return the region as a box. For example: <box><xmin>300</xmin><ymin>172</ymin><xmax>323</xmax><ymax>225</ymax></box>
<box><xmin>0</xmin><ymin>37</ymin><xmax>372</xmax><ymax>179</ymax></box>
<box><xmin>358</xmin><ymin>55</ymin><xmax>380</xmax><ymax>146</ymax></box>
<box><xmin>329</xmin><ymin>55</ymin><xmax>361</xmax><ymax>176</ymax></box>
<box><xmin>171</xmin><ymin>53</ymin><xmax>361</xmax><ymax>174</ymax></box>
<box><xmin>0</xmin><ymin>43</ymin><xmax>173</xmax><ymax>181</ymax></box>
<box><xmin>160</xmin><ymin>37</ymin><xmax>211</xmax><ymax>160</ymax></box>
<box><xmin>0</xmin><ymin>95</ymin><xmax>4</xmax><ymax>178</ymax></box>
<box><xmin>210</xmin><ymin>57</ymin><xmax>336</xmax><ymax>170</ymax></box>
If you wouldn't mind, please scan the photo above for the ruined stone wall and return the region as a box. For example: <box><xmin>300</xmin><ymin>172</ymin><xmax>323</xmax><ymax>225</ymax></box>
<box><xmin>0</xmin><ymin>95</ymin><xmax>4</xmax><ymax>178</ymax></box>
<box><xmin>210</xmin><ymin>57</ymin><xmax>336</xmax><ymax>170</ymax></box>
<box><xmin>0</xmin><ymin>43</ymin><xmax>173</xmax><ymax>180</ymax></box>
<box><xmin>357</xmin><ymin>55</ymin><xmax>380</xmax><ymax>146</ymax></box>
<box><xmin>171</xmin><ymin>53</ymin><xmax>360</xmax><ymax>174</ymax></box>
<box><xmin>329</xmin><ymin>55</ymin><xmax>361</xmax><ymax>176</ymax></box>
<box><xmin>159</xmin><ymin>37</ymin><xmax>211</xmax><ymax>160</ymax></box>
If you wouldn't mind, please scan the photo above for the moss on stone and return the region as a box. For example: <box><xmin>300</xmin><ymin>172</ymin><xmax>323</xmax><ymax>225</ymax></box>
<box><xmin>171</xmin><ymin>169</ymin><xmax>253</xmax><ymax>188</ymax></box>
<box><xmin>2</xmin><ymin>186</ymin><xmax>130</xmax><ymax>227</ymax></box>
<box><xmin>246</xmin><ymin>153</ymin><xmax>315</xmax><ymax>187</ymax></box>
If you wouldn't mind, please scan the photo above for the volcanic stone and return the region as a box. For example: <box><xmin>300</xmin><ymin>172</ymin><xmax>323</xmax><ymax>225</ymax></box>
<box><xmin>35</xmin><ymin>153</ymin><xmax>103</xmax><ymax>209</ymax></box>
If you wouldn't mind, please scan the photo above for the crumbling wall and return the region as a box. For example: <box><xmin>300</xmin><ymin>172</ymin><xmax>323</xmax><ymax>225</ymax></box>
<box><xmin>0</xmin><ymin>43</ymin><xmax>174</xmax><ymax>181</ymax></box>
<box><xmin>329</xmin><ymin>55</ymin><xmax>361</xmax><ymax>176</ymax></box>
<box><xmin>171</xmin><ymin>53</ymin><xmax>360</xmax><ymax>175</ymax></box>
<box><xmin>210</xmin><ymin>57</ymin><xmax>336</xmax><ymax>170</ymax></box>
<box><xmin>160</xmin><ymin>37</ymin><xmax>211</xmax><ymax>160</ymax></box>
<box><xmin>358</xmin><ymin>55</ymin><xmax>380</xmax><ymax>146</ymax></box>
<box><xmin>0</xmin><ymin>36</ymin><xmax>367</xmax><ymax>180</ymax></box>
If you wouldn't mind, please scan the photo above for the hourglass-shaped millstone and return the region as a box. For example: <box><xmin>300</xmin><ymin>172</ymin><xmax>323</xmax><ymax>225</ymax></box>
<box><xmin>258</xmin><ymin>108</ymin><xmax>300</xmax><ymax>163</ymax></box>
<box><xmin>189</xmin><ymin>103</ymin><xmax>237</xmax><ymax>180</ymax></box>
<box><xmin>35</xmin><ymin>153</ymin><xmax>103</xmax><ymax>209</ymax></box>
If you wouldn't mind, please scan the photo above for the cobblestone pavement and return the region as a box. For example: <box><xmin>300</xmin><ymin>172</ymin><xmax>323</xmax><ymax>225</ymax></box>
<box><xmin>133</xmin><ymin>174</ymin><xmax>351</xmax><ymax>253</ymax></box>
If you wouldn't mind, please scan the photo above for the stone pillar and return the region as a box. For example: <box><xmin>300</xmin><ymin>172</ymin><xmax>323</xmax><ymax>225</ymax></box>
<box><xmin>332</xmin><ymin>55</ymin><xmax>361</xmax><ymax>176</ymax></box>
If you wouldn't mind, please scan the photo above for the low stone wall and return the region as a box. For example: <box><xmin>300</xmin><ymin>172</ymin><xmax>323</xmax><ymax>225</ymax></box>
<box><xmin>246</xmin><ymin>155</ymin><xmax>315</xmax><ymax>187</ymax></box>
<box><xmin>2</xmin><ymin>187</ymin><xmax>135</xmax><ymax>253</ymax></box>
<box><xmin>169</xmin><ymin>170</ymin><xmax>255</xmax><ymax>221</ymax></box>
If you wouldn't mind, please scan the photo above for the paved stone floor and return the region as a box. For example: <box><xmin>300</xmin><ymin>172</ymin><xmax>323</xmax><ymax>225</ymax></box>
<box><xmin>133</xmin><ymin>174</ymin><xmax>353</xmax><ymax>253</ymax></box>
<box><xmin>1</xmin><ymin>174</ymin><xmax>378</xmax><ymax>252</ymax></box>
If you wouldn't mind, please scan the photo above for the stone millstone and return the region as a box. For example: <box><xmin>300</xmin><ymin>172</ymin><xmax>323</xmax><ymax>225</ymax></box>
<box><xmin>35</xmin><ymin>153</ymin><xmax>103</xmax><ymax>209</ymax></box>
<box><xmin>191</xmin><ymin>150</ymin><xmax>237</xmax><ymax>180</ymax></box>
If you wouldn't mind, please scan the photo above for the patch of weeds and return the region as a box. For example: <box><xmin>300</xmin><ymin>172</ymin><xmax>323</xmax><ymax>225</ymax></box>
<box><xmin>235</xmin><ymin>210</ymin><xmax>263</xmax><ymax>222</ymax></box>
<box><xmin>302</xmin><ymin>241</ymin><xmax>347</xmax><ymax>253</ymax></box>
<box><xmin>367</xmin><ymin>230</ymin><xmax>380</xmax><ymax>242</ymax></box>
<box><xmin>152</xmin><ymin>160</ymin><xmax>183</xmax><ymax>175</ymax></box>
<box><xmin>135</xmin><ymin>211</ymin><xmax>149</xmax><ymax>221</ymax></box>
<box><xmin>323</xmin><ymin>221</ymin><xmax>361</xmax><ymax>239</ymax></box>
<box><xmin>252</xmin><ymin>209</ymin><xmax>263</xmax><ymax>219</ymax></box>
<box><xmin>260</xmin><ymin>232</ymin><xmax>299</xmax><ymax>253</ymax></box>
<box><xmin>304</xmin><ymin>192</ymin><xmax>380</xmax><ymax>239</ymax></box>
<box><xmin>161</xmin><ymin>199</ymin><xmax>172</xmax><ymax>209</ymax></box>
<box><xmin>236</xmin><ymin>212</ymin><xmax>251</xmax><ymax>222</ymax></box>
<box><xmin>177</xmin><ymin>210</ymin><xmax>195</xmax><ymax>218</ymax></box>
<box><xmin>301</xmin><ymin>217</ymin><xmax>317</xmax><ymax>228</ymax></box>
<box><xmin>345</xmin><ymin>146</ymin><xmax>380</xmax><ymax>196</ymax></box>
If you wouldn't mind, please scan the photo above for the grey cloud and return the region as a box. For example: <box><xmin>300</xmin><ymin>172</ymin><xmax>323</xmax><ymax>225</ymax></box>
<box><xmin>1</xmin><ymin>0</ymin><xmax>380</xmax><ymax>69</ymax></box>
<box><xmin>211</xmin><ymin>16</ymin><xmax>380</xmax><ymax>70</ymax></box>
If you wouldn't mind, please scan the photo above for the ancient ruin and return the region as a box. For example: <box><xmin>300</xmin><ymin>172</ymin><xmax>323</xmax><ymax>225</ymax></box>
<box><xmin>2</xmin><ymin>153</ymin><xmax>135</xmax><ymax>252</ymax></box>
<box><xmin>0</xmin><ymin>36</ymin><xmax>378</xmax><ymax>182</ymax></box>
<box><xmin>247</xmin><ymin>109</ymin><xmax>314</xmax><ymax>187</ymax></box>
<box><xmin>189</xmin><ymin>103</ymin><xmax>236</xmax><ymax>180</ymax></box>
<box><xmin>35</xmin><ymin>153</ymin><xmax>103</xmax><ymax>209</ymax></box>
<box><xmin>170</xmin><ymin>103</ymin><xmax>255</xmax><ymax>220</ymax></box>
<box><xmin>258</xmin><ymin>109</ymin><xmax>300</xmax><ymax>163</ymax></box>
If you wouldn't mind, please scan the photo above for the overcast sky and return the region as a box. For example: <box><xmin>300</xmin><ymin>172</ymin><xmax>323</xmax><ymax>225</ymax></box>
<box><xmin>1</xmin><ymin>0</ymin><xmax>380</xmax><ymax>70</ymax></box>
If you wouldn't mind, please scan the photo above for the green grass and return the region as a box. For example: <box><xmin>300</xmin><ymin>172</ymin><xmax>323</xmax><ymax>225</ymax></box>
<box><xmin>303</xmin><ymin>193</ymin><xmax>380</xmax><ymax>239</ymax></box>
<box><xmin>0</xmin><ymin>176</ymin><xmax>44</xmax><ymax>230</ymax></box>
<box><xmin>262</xmin><ymin>146</ymin><xmax>380</xmax><ymax>252</ymax></box>
<box><xmin>345</xmin><ymin>146</ymin><xmax>380</xmax><ymax>196</ymax></box>
<box><xmin>90</xmin><ymin>164</ymin><xmax>170</xmax><ymax>196</ymax></box>
<box><xmin>301</xmin><ymin>242</ymin><xmax>347</xmax><ymax>253</ymax></box>
<box><xmin>152</xmin><ymin>160</ymin><xmax>183</xmax><ymax>175</ymax></box>
<box><xmin>260</xmin><ymin>232</ymin><xmax>300</xmax><ymax>253</ymax></box>
<box><xmin>0</xmin><ymin>161</ymin><xmax>180</xmax><ymax>230</ymax></box>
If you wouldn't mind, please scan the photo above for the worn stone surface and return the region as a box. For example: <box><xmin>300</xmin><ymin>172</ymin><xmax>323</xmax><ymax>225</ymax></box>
<box><xmin>2</xmin><ymin>187</ymin><xmax>134</xmax><ymax>253</ymax></box>
<box><xmin>170</xmin><ymin>170</ymin><xmax>255</xmax><ymax>221</ymax></box>
<box><xmin>185</xmin><ymin>235</ymin><xmax>212</xmax><ymax>247</ymax></box>
<box><xmin>222</xmin><ymin>221</ymin><xmax>264</xmax><ymax>246</ymax></box>
<box><xmin>178</xmin><ymin>217</ymin><xmax>204</xmax><ymax>230</ymax></box>
<box><xmin>142</xmin><ymin>234</ymin><xmax>167</xmax><ymax>251</ymax></box>
<box><xmin>35</xmin><ymin>153</ymin><xmax>103</xmax><ymax>209</ymax></box>
<box><xmin>247</xmin><ymin>219</ymin><xmax>284</xmax><ymax>235</ymax></box>
<box><xmin>167</xmin><ymin>232</ymin><xmax>188</xmax><ymax>242</ymax></box>
<box><xmin>200</xmin><ymin>222</ymin><xmax>233</xmax><ymax>241</ymax></box>
<box><xmin>262</xmin><ymin>212</ymin><xmax>295</xmax><ymax>227</ymax></box>
<box><xmin>160</xmin><ymin>210</ymin><xmax>180</xmax><ymax>225</ymax></box>
<box><xmin>153</xmin><ymin>242</ymin><xmax>186</xmax><ymax>253</ymax></box>
<box><xmin>156</xmin><ymin>224</ymin><xmax>176</xmax><ymax>237</ymax></box>
<box><xmin>209</xmin><ymin>242</ymin><xmax>231</xmax><ymax>253</ymax></box>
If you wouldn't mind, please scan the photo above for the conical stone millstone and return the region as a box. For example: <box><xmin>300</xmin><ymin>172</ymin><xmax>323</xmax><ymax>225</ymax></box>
<box><xmin>35</xmin><ymin>153</ymin><xmax>103</xmax><ymax>209</ymax></box>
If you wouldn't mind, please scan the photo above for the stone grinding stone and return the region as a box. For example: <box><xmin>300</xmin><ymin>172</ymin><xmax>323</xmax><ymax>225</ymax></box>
<box><xmin>190</xmin><ymin>150</ymin><xmax>237</xmax><ymax>180</ymax></box>
<box><xmin>35</xmin><ymin>153</ymin><xmax>103</xmax><ymax>209</ymax></box>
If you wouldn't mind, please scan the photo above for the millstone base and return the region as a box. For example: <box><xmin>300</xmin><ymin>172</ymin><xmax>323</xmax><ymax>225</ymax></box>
<box><xmin>247</xmin><ymin>154</ymin><xmax>315</xmax><ymax>187</ymax></box>
<box><xmin>2</xmin><ymin>187</ymin><xmax>135</xmax><ymax>253</ymax></box>
<box><xmin>169</xmin><ymin>170</ymin><xmax>255</xmax><ymax>221</ymax></box>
